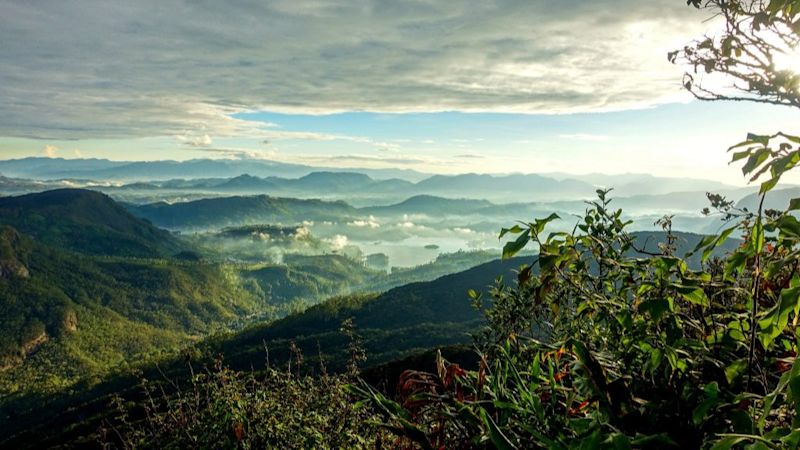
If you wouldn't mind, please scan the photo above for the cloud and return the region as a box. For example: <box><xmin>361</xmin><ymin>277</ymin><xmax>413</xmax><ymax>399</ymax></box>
<box><xmin>178</xmin><ymin>132</ymin><xmax>213</xmax><ymax>147</ymax></box>
<box><xmin>42</xmin><ymin>145</ymin><xmax>58</xmax><ymax>157</ymax></box>
<box><xmin>195</xmin><ymin>147</ymin><xmax>278</xmax><ymax>160</ymax></box>
<box><xmin>0</xmin><ymin>1</ymin><xmax>707</xmax><ymax>140</ymax></box>
<box><xmin>349</xmin><ymin>216</ymin><xmax>381</xmax><ymax>228</ymax></box>
<box><xmin>454</xmin><ymin>153</ymin><xmax>486</xmax><ymax>159</ymax></box>
<box><xmin>327</xmin><ymin>235</ymin><xmax>349</xmax><ymax>251</ymax></box>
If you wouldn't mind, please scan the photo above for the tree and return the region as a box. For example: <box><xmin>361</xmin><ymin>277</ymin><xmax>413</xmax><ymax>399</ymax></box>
<box><xmin>671</xmin><ymin>0</ymin><xmax>800</xmax><ymax>108</ymax></box>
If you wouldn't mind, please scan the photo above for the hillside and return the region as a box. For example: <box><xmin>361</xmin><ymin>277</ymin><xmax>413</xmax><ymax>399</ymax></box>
<box><xmin>0</xmin><ymin>225</ymin><xmax>263</xmax><ymax>393</ymax></box>
<box><xmin>736</xmin><ymin>186</ymin><xmax>800</xmax><ymax>212</ymax></box>
<box><xmin>0</xmin><ymin>189</ymin><xmax>185</xmax><ymax>257</ymax></box>
<box><xmin>361</xmin><ymin>195</ymin><xmax>494</xmax><ymax>216</ymax></box>
<box><xmin>206</xmin><ymin>255</ymin><xmax>529</xmax><ymax>372</ymax></box>
<box><xmin>127</xmin><ymin>195</ymin><xmax>357</xmax><ymax>229</ymax></box>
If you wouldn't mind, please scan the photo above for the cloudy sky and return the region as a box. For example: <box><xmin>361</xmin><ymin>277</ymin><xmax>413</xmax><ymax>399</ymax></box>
<box><xmin>1</xmin><ymin>0</ymin><xmax>798</xmax><ymax>183</ymax></box>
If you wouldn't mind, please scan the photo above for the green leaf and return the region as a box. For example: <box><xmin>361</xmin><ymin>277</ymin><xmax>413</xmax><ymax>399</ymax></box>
<box><xmin>761</xmin><ymin>176</ymin><xmax>780</xmax><ymax>194</ymax></box>
<box><xmin>674</xmin><ymin>284</ymin><xmax>710</xmax><ymax>307</ymax></box>
<box><xmin>789</xmin><ymin>198</ymin><xmax>800</xmax><ymax>211</ymax></box>
<box><xmin>499</xmin><ymin>224</ymin><xmax>525</xmax><ymax>239</ymax></box>
<box><xmin>692</xmin><ymin>397</ymin><xmax>720</xmax><ymax>425</ymax></box>
<box><xmin>777</xmin><ymin>215</ymin><xmax>800</xmax><ymax>239</ymax></box>
<box><xmin>725</xmin><ymin>359</ymin><xmax>748</xmax><ymax>384</ymax></box>
<box><xmin>502</xmin><ymin>231</ymin><xmax>530</xmax><ymax>259</ymax></box>
<box><xmin>532</xmin><ymin>213</ymin><xmax>560</xmax><ymax>236</ymax></box>
<box><xmin>742</xmin><ymin>148</ymin><xmax>770</xmax><ymax>177</ymax></box>
<box><xmin>710</xmin><ymin>436</ymin><xmax>748</xmax><ymax>450</ymax></box>
<box><xmin>758</xmin><ymin>286</ymin><xmax>800</xmax><ymax>349</ymax></box>
<box><xmin>753</xmin><ymin>218</ymin><xmax>764</xmax><ymax>254</ymax></box>
<box><xmin>480</xmin><ymin>408</ymin><xmax>517</xmax><ymax>450</ymax></box>
<box><xmin>724</xmin><ymin>249</ymin><xmax>749</xmax><ymax>279</ymax></box>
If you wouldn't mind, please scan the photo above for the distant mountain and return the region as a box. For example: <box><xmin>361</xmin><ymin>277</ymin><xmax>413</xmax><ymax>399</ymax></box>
<box><xmin>736</xmin><ymin>186</ymin><xmax>800</xmax><ymax>212</ymax></box>
<box><xmin>127</xmin><ymin>195</ymin><xmax>358</xmax><ymax>229</ymax></box>
<box><xmin>0</xmin><ymin>157</ymin><xmax>430</xmax><ymax>183</ymax></box>
<box><xmin>0</xmin><ymin>158</ymin><xmax>123</xmax><ymax>179</ymax></box>
<box><xmin>544</xmin><ymin>172</ymin><xmax>744</xmax><ymax>197</ymax></box>
<box><xmin>214</xmin><ymin>174</ymin><xmax>279</xmax><ymax>191</ymax></box>
<box><xmin>415</xmin><ymin>173</ymin><xmax>594</xmax><ymax>200</ymax></box>
<box><xmin>0</xmin><ymin>189</ymin><xmax>185</xmax><ymax>257</ymax></box>
<box><xmin>362</xmin><ymin>195</ymin><xmax>494</xmax><ymax>216</ymax></box>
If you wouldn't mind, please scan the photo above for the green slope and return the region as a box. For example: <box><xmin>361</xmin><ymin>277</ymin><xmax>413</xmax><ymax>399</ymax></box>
<box><xmin>204</xmin><ymin>255</ymin><xmax>529</xmax><ymax>372</ymax></box>
<box><xmin>0</xmin><ymin>189</ymin><xmax>185</xmax><ymax>257</ymax></box>
<box><xmin>127</xmin><ymin>195</ymin><xmax>357</xmax><ymax>229</ymax></box>
<box><xmin>0</xmin><ymin>226</ymin><xmax>262</xmax><ymax>395</ymax></box>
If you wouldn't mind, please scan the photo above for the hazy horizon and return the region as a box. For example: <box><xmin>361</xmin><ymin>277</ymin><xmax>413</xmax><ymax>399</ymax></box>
<box><xmin>3</xmin><ymin>0</ymin><xmax>799</xmax><ymax>185</ymax></box>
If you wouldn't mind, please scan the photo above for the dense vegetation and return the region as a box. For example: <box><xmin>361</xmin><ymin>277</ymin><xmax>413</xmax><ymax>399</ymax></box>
<box><xmin>127</xmin><ymin>195</ymin><xmax>357</xmax><ymax>229</ymax></box>
<box><xmin>102</xmin><ymin>2</ymin><xmax>800</xmax><ymax>448</ymax></box>
<box><xmin>0</xmin><ymin>189</ymin><xmax>186</xmax><ymax>257</ymax></box>
<box><xmin>7</xmin><ymin>2</ymin><xmax>800</xmax><ymax>448</ymax></box>
<box><xmin>0</xmin><ymin>223</ymin><xmax>263</xmax><ymax>396</ymax></box>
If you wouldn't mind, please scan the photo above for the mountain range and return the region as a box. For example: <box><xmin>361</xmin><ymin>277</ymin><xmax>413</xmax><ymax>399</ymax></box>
<box><xmin>0</xmin><ymin>158</ymin><xmax>762</xmax><ymax>203</ymax></box>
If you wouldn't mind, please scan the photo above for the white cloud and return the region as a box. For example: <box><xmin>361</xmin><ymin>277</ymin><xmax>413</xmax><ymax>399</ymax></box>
<box><xmin>42</xmin><ymin>144</ymin><xmax>58</xmax><ymax>157</ymax></box>
<box><xmin>350</xmin><ymin>216</ymin><xmax>381</xmax><ymax>228</ymax></box>
<box><xmin>327</xmin><ymin>234</ymin><xmax>349</xmax><ymax>250</ymax></box>
<box><xmin>0</xmin><ymin>1</ymin><xmax>707</xmax><ymax>140</ymax></box>
<box><xmin>178</xmin><ymin>132</ymin><xmax>213</xmax><ymax>147</ymax></box>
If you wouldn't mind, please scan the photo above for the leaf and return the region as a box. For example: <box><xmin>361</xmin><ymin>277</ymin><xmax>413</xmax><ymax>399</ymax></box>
<box><xmin>710</xmin><ymin>436</ymin><xmax>748</xmax><ymax>450</ymax></box>
<box><xmin>725</xmin><ymin>359</ymin><xmax>748</xmax><ymax>385</ymax></box>
<box><xmin>760</xmin><ymin>176</ymin><xmax>780</xmax><ymax>194</ymax></box>
<box><xmin>701</xmin><ymin>226</ymin><xmax>736</xmax><ymax>261</ymax></box>
<box><xmin>753</xmin><ymin>218</ymin><xmax>764</xmax><ymax>254</ymax></box>
<box><xmin>674</xmin><ymin>284</ymin><xmax>710</xmax><ymax>306</ymax></box>
<box><xmin>502</xmin><ymin>231</ymin><xmax>530</xmax><ymax>259</ymax></box>
<box><xmin>789</xmin><ymin>198</ymin><xmax>800</xmax><ymax>211</ymax></box>
<box><xmin>724</xmin><ymin>249</ymin><xmax>749</xmax><ymax>279</ymax></box>
<box><xmin>532</xmin><ymin>213</ymin><xmax>560</xmax><ymax>236</ymax></box>
<box><xmin>692</xmin><ymin>397</ymin><xmax>720</xmax><ymax>425</ymax></box>
<box><xmin>499</xmin><ymin>224</ymin><xmax>525</xmax><ymax>239</ymax></box>
<box><xmin>758</xmin><ymin>286</ymin><xmax>800</xmax><ymax>349</ymax></box>
<box><xmin>777</xmin><ymin>215</ymin><xmax>800</xmax><ymax>239</ymax></box>
<box><xmin>480</xmin><ymin>408</ymin><xmax>517</xmax><ymax>450</ymax></box>
<box><xmin>741</xmin><ymin>148</ymin><xmax>770</xmax><ymax>177</ymax></box>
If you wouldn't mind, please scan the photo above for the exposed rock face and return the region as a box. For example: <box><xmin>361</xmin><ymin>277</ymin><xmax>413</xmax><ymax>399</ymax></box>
<box><xmin>0</xmin><ymin>260</ymin><xmax>29</xmax><ymax>279</ymax></box>
<box><xmin>63</xmin><ymin>310</ymin><xmax>78</xmax><ymax>332</ymax></box>
<box><xmin>0</xmin><ymin>226</ymin><xmax>29</xmax><ymax>279</ymax></box>
<box><xmin>1</xmin><ymin>331</ymin><xmax>49</xmax><ymax>372</ymax></box>
<box><xmin>21</xmin><ymin>331</ymin><xmax>48</xmax><ymax>355</ymax></box>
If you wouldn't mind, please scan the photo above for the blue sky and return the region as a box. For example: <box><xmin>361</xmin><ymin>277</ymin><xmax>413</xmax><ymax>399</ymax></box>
<box><xmin>0</xmin><ymin>0</ymin><xmax>797</xmax><ymax>184</ymax></box>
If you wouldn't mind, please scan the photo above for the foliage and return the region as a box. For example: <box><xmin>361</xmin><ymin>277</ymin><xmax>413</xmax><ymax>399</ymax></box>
<box><xmin>354</xmin><ymin>180</ymin><xmax>800</xmax><ymax>448</ymax></box>
<box><xmin>102</xmin><ymin>362</ymin><xmax>382</xmax><ymax>449</ymax></box>
<box><xmin>0</xmin><ymin>189</ymin><xmax>186</xmax><ymax>258</ymax></box>
<box><xmin>351</xmin><ymin>3</ymin><xmax>800</xmax><ymax>445</ymax></box>
<box><xmin>0</xmin><ymin>216</ymin><xmax>269</xmax><ymax>400</ymax></box>
<box><xmin>671</xmin><ymin>0</ymin><xmax>800</xmax><ymax>108</ymax></box>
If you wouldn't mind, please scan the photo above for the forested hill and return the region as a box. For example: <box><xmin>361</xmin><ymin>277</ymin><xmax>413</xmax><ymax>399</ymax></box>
<box><xmin>0</xmin><ymin>189</ymin><xmax>185</xmax><ymax>257</ymax></box>
<box><xmin>205</xmin><ymin>255</ymin><xmax>530</xmax><ymax>372</ymax></box>
<box><xmin>0</xmin><ymin>224</ymin><xmax>262</xmax><ymax>392</ymax></box>
<box><xmin>127</xmin><ymin>194</ymin><xmax>357</xmax><ymax>229</ymax></box>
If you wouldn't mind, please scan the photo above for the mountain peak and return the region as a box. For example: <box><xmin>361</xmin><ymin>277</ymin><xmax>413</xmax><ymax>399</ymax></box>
<box><xmin>0</xmin><ymin>189</ymin><xmax>184</xmax><ymax>257</ymax></box>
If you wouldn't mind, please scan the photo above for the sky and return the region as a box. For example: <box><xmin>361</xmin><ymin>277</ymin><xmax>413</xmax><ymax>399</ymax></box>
<box><xmin>1</xmin><ymin>0</ymin><xmax>798</xmax><ymax>184</ymax></box>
